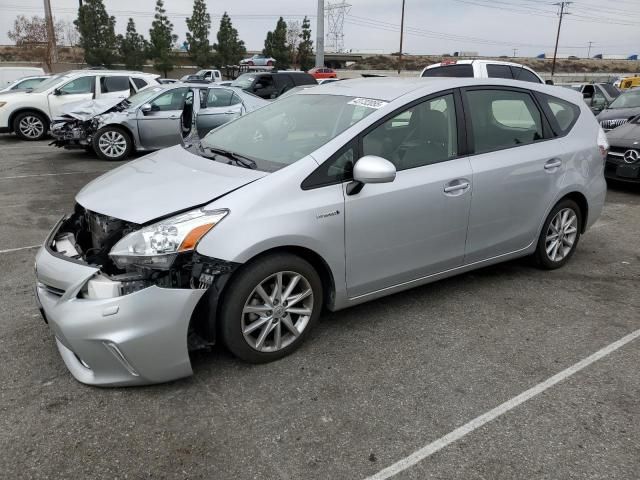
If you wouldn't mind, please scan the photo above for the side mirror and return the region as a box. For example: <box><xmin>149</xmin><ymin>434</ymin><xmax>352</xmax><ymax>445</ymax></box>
<box><xmin>545</xmin><ymin>80</ymin><xmax>554</xmax><ymax>85</ymax></box>
<box><xmin>53</xmin><ymin>88</ymin><xmax>62</xmax><ymax>96</ymax></box>
<box><xmin>583</xmin><ymin>92</ymin><xmax>593</xmax><ymax>99</ymax></box>
<box><xmin>254</xmin><ymin>83</ymin><xmax>264</xmax><ymax>91</ymax></box>
<box><xmin>140</xmin><ymin>103</ymin><xmax>153</xmax><ymax>114</ymax></box>
<box><xmin>347</xmin><ymin>155</ymin><xmax>396</xmax><ymax>195</ymax></box>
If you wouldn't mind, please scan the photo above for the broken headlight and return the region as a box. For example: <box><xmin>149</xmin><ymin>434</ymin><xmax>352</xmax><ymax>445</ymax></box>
<box><xmin>109</xmin><ymin>208</ymin><xmax>228</xmax><ymax>270</ymax></box>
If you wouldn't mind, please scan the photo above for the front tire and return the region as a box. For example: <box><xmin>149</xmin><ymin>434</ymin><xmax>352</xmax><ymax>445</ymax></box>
<box><xmin>534</xmin><ymin>199</ymin><xmax>582</xmax><ymax>269</ymax></box>
<box><xmin>93</xmin><ymin>126</ymin><xmax>132</xmax><ymax>161</ymax></box>
<box><xmin>13</xmin><ymin>111</ymin><xmax>48</xmax><ymax>140</ymax></box>
<box><xmin>219</xmin><ymin>253</ymin><xmax>323</xmax><ymax>363</ymax></box>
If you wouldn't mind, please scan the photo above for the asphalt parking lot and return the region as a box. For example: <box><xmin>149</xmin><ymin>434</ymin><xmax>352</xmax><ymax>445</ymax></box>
<box><xmin>0</xmin><ymin>135</ymin><xmax>638</xmax><ymax>480</ymax></box>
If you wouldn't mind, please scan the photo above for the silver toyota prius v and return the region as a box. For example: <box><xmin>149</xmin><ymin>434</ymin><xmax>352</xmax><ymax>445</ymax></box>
<box><xmin>34</xmin><ymin>78</ymin><xmax>608</xmax><ymax>386</ymax></box>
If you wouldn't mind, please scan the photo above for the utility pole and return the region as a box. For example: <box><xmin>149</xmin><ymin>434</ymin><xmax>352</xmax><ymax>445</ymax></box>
<box><xmin>43</xmin><ymin>0</ymin><xmax>58</xmax><ymax>66</ymax></box>
<box><xmin>397</xmin><ymin>0</ymin><xmax>405</xmax><ymax>75</ymax></box>
<box><xmin>316</xmin><ymin>0</ymin><xmax>325</xmax><ymax>67</ymax></box>
<box><xmin>587</xmin><ymin>41</ymin><xmax>593</xmax><ymax>58</ymax></box>
<box><xmin>551</xmin><ymin>1</ymin><xmax>571</xmax><ymax>77</ymax></box>
<box><xmin>512</xmin><ymin>48</ymin><xmax>518</xmax><ymax>58</ymax></box>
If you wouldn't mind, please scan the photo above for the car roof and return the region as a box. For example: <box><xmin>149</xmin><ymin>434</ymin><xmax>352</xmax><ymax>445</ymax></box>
<box><xmin>63</xmin><ymin>70</ymin><xmax>158</xmax><ymax>77</ymax></box>
<box><xmin>301</xmin><ymin>77</ymin><xmax>582</xmax><ymax>103</ymax></box>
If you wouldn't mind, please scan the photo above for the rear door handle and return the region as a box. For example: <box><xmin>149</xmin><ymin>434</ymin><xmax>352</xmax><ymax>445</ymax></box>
<box><xmin>443</xmin><ymin>180</ymin><xmax>470</xmax><ymax>194</ymax></box>
<box><xmin>544</xmin><ymin>158</ymin><xmax>562</xmax><ymax>170</ymax></box>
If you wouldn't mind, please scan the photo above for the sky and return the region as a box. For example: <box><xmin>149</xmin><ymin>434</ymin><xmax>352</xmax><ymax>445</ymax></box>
<box><xmin>1</xmin><ymin>0</ymin><xmax>639</xmax><ymax>58</ymax></box>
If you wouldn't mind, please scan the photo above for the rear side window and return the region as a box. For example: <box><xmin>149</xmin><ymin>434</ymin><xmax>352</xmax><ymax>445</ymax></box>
<box><xmin>510</xmin><ymin>67</ymin><xmax>542</xmax><ymax>83</ymax></box>
<box><xmin>538</xmin><ymin>94</ymin><xmax>580</xmax><ymax>135</ymax></box>
<box><xmin>132</xmin><ymin>77</ymin><xmax>148</xmax><ymax>89</ymax></box>
<box><xmin>466</xmin><ymin>89</ymin><xmax>544</xmax><ymax>154</ymax></box>
<box><xmin>487</xmin><ymin>64</ymin><xmax>513</xmax><ymax>79</ymax></box>
<box><xmin>292</xmin><ymin>73</ymin><xmax>316</xmax><ymax>86</ymax></box>
<box><xmin>206</xmin><ymin>88</ymin><xmax>235</xmax><ymax>107</ymax></box>
<box><xmin>100</xmin><ymin>76</ymin><xmax>130</xmax><ymax>93</ymax></box>
<box><xmin>422</xmin><ymin>65</ymin><xmax>474</xmax><ymax>78</ymax></box>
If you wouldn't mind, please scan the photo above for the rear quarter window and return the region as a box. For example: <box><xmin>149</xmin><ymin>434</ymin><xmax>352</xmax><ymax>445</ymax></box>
<box><xmin>422</xmin><ymin>64</ymin><xmax>474</xmax><ymax>78</ymax></box>
<box><xmin>538</xmin><ymin>94</ymin><xmax>580</xmax><ymax>135</ymax></box>
<box><xmin>510</xmin><ymin>67</ymin><xmax>542</xmax><ymax>83</ymax></box>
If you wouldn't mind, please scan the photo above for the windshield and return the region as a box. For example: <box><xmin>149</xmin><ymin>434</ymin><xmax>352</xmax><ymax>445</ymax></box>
<box><xmin>201</xmin><ymin>94</ymin><xmax>380</xmax><ymax>172</ymax></box>
<box><xmin>31</xmin><ymin>73</ymin><xmax>69</xmax><ymax>93</ymax></box>
<box><xmin>231</xmin><ymin>74</ymin><xmax>256</xmax><ymax>89</ymax></box>
<box><xmin>126</xmin><ymin>86</ymin><xmax>164</xmax><ymax>107</ymax></box>
<box><xmin>608</xmin><ymin>90</ymin><xmax>640</xmax><ymax>109</ymax></box>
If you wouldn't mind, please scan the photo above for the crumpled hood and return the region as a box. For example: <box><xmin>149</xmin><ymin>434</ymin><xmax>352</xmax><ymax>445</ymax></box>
<box><xmin>597</xmin><ymin>107</ymin><xmax>640</xmax><ymax>122</ymax></box>
<box><xmin>76</xmin><ymin>145</ymin><xmax>267</xmax><ymax>223</ymax></box>
<box><xmin>59</xmin><ymin>97</ymin><xmax>127</xmax><ymax>121</ymax></box>
<box><xmin>606</xmin><ymin>120</ymin><xmax>640</xmax><ymax>146</ymax></box>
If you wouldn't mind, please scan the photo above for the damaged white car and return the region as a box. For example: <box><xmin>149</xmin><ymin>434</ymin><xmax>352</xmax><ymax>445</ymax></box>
<box><xmin>50</xmin><ymin>83</ymin><xmax>268</xmax><ymax>161</ymax></box>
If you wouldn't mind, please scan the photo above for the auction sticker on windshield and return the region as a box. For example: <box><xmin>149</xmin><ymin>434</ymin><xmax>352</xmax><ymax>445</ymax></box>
<box><xmin>347</xmin><ymin>98</ymin><xmax>389</xmax><ymax>109</ymax></box>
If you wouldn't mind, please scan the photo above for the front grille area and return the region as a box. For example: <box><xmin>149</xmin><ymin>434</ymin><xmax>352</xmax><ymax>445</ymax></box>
<box><xmin>86</xmin><ymin>210</ymin><xmax>128</xmax><ymax>250</ymax></box>
<box><xmin>600</xmin><ymin>118</ymin><xmax>628</xmax><ymax>130</ymax></box>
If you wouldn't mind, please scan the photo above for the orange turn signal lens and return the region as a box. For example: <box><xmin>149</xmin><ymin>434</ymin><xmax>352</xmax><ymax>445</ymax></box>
<box><xmin>178</xmin><ymin>223</ymin><xmax>215</xmax><ymax>252</ymax></box>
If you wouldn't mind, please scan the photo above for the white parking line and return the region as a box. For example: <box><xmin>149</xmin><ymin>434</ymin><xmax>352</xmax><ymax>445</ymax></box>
<box><xmin>0</xmin><ymin>245</ymin><xmax>40</xmax><ymax>254</ymax></box>
<box><xmin>365</xmin><ymin>327</ymin><xmax>640</xmax><ymax>480</ymax></box>
<box><xmin>0</xmin><ymin>171</ymin><xmax>105</xmax><ymax>180</ymax></box>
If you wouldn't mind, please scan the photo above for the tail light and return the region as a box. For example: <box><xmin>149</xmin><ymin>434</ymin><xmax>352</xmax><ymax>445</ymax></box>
<box><xmin>597</xmin><ymin>126</ymin><xmax>609</xmax><ymax>160</ymax></box>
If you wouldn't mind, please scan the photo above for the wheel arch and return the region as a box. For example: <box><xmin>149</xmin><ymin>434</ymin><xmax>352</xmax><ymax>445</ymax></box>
<box><xmin>559</xmin><ymin>191</ymin><xmax>589</xmax><ymax>233</ymax></box>
<box><xmin>8</xmin><ymin>107</ymin><xmax>51</xmax><ymax>132</ymax></box>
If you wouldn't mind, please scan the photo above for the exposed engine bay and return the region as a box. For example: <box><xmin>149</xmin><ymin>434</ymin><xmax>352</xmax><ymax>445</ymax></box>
<box><xmin>50</xmin><ymin>98</ymin><xmax>130</xmax><ymax>149</ymax></box>
<box><xmin>50</xmin><ymin>204</ymin><xmax>236</xmax><ymax>295</ymax></box>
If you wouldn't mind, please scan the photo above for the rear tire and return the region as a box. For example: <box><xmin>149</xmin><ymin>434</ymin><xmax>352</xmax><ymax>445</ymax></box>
<box><xmin>534</xmin><ymin>199</ymin><xmax>582</xmax><ymax>270</ymax></box>
<box><xmin>13</xmin><ymin>111</ymin><xmax>48</xmax><ymax>140</ymax></box>
<box><xmin>219</xmin><ymin>253</ymin><xmax>323</xmax><ymax>363</ymax></box>
<box><xmin>93</xmin><ymin>126</ymin><xmax>132</xmax><ymax>161</ymax></box>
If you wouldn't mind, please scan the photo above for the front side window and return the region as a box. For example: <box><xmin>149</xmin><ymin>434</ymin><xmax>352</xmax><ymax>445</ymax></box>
<box><xmin>363</xmin><ymin>94</ymin><xmax>458</xmax><ymax>170</ymax></box>
<box><xmin>59</xmin><ymin>76</ymin><xmax>94</xmax><ymax>95</ymax></box>
<box><xmin>487</xmin><ymin>64</ymin><xmax>513</xmax><ymax>79</ymax></box>
<box><xmin>466</xmin><ymin>89</ymin><xmax>543</xmax><ymax>154</ymax></box>
<box><xmin>421</xmin><ymin>64</ymin><xmax>474</xmax><ymax>78</ymax></box>
<box><xmin>149</xmin><ymin>87</ymin><xmax>188</xmax><ymax>111</ymax></box>
<box><xmin>201</xmin><ymin>94</ymin><xmax>379</xmax><ymax>172</ymax></box>
<box><xmin>510</xmin><ymin>67</ymin><xmax>542</xmax><ymax>83</ymax></box>
<box><xmin>100</xmin><ymin>76</ymin><xmax>130</xmax><ymax>93</ymax></box>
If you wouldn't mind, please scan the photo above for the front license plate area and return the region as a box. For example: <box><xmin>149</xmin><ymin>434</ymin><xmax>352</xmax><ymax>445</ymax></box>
<box><xmin>616</xmin><ymin>164</ymin><xmax>640</xmax><ymax>179</ymax></box>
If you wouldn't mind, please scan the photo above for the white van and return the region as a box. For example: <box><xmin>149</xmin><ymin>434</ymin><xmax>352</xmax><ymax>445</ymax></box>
<box><xmin>0</xmin><ymin>67</ymin><xmax>46</xmax><ymax>89</ymax></box>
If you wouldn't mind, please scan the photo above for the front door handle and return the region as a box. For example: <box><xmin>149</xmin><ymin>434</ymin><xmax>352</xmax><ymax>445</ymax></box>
<box><xmin>544</xmin><ymin>158</ymin><xmax>562</xmax><ymax>170</ymax></box>
<box><xmin>443</xmin><ymin>180</ymin><xmax>470</xmax><ymax>194</ymax></box>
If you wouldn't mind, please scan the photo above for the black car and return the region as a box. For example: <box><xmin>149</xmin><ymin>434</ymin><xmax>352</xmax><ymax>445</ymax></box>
<box><xmin>604</xmin><ymin>116</ymin><xmax>640</xmax><ymax>183</ymax></box>
<box><xmin>231</xmin><ymin>71</ymin><xmax>317</xmax><ymax>99</ymax></box>
<box><xmin>596</xmin><ymin>89</ymin><xmax>640</xmax><ymax>131</ymax></box>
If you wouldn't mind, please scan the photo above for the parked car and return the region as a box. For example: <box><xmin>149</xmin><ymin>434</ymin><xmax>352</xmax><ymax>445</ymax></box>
<box><xmin>0</xmin><ymin>75</ymin><xmax>51</xmax><ymax>93</ymax></box>
<box><xmin>596</xmin><ymin>89</ymin><xmax>640</xmax><ymax>131</ymax></box>
<box><xmin>619</xmin><ymin>76</ymin><xmax>640</xmax><ymax>90</ymax></box>
<box><xmin>231</xmin><ymin>71</ymin><xmax>317</xmax><ymax>99</ymax></box>
<box><xmin>309</xmin><ymin>67</ymin><xmax>337</xmax><ymax>80</ymax></box>
<box><xmin>0</xmin><ymin>70</ymin><xmax>159</xmax><ymax>140</ymax></box>
<box><xmin>420</xmin><ymin>59</ymin><xmax>544</xmax><ymax>84</ymax></box>
<box><xmin>0</xmin><ymin>66</ymin><xmax>45</xmax><ymax>89</ymax></box>
<box><xmin>34</xmin><ymin>77</ymin><xmax>606</xmax><ymax>386</ymax></box>
<box><xmin>318</xmin><ymin>78</ymin><xmax>341</xmax><ymax>85</ymax></box>
<box><xmin>560</xmin><ymin>83</ymin><xmax>620</xmax><ymax>114</ymax></box>
<box><xmin>180</xmin><ymin>69</ymin><xmax>223</xmax><ymax>83</ymax></box>
<box><xmin>50</xmin><ymin>83</ymin><xmax>267</xmax><ymax>161</ymax></box>
<box><xmin>240</xmin><ymin>54</ymin><xmax>276</xmax><ymax>66</ymax></box>
<box><xmin>604</xmin><ymin>116</ymin><xmax>640</xmax><ymax>183</ymax></box>
<box><xmin>157</xmin><ymin>78</ymin><xmax>178</xmax><ymax>85</ymax></box>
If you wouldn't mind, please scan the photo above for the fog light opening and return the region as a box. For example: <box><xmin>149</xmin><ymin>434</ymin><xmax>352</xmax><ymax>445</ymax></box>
<box><xmin>103</xmin><ymin>342</ymin><xmax>140</xmax><ymax>377</ymax></box>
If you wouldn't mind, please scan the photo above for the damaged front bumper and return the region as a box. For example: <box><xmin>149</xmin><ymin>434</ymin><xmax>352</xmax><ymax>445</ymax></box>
<box><xmin>50</xmin><ymin>118</ymin><xmax>93</xmax><ymax>149</ymax></box>
<box><xmin>34</xmin><ymin>214</ymin><xmax>236</xmax><ymax>387</ymax></box>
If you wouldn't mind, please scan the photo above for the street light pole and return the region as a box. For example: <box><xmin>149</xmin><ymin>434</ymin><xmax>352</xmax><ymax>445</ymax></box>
<box><xmin>397</xmin><ymin>0</ymin><xmax>406</xmax><ymax>75</ymax></box>
<box><xmin>316</xmin><ymin>0</ymin><xmax>325</xmax><ymax>67</ymax></box>
<box><xmin>587</xmin><ymin>41</ymin><xmax>593</xmax><ymax>58</ymax></box>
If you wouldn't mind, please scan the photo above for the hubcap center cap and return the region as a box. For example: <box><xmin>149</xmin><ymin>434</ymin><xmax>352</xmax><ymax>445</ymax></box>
<box><xmin>273</xmin><ymin>306</ymin><xmax>285</xmax><ymax>318</ymax></box>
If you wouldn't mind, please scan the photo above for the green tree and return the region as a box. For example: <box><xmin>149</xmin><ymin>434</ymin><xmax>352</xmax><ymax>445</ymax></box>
<box><xmin>117</xmin><ymin>18</ymin><xmax>148</xmax><ymax>70</ymax></box>
<box><xmin>74</xmin><ymin>0</ymin><xmax>117</xmax><ymax>67</ymax></box>
<box><xmin>297</xmin><ymin>16</ymin><xmax>314</xmax><ymax>71</ymax></box>
<box><xmin>148</xmin><ymin>0</ymin><xmax>177</xmax><ymax>77</ymax></box>
<box><xmin>185</xmin><ymin>0</ymin><xmax>212</xmax><ymax>68</ymax></box>
<box><xmin>263</xmin><ymin>17</ymin><xmax>289</xmax><ymax>69</ymax></box>
<box><xmin>213</xmin><ymin>12</ymin><xmax>246</xmax><ymax>66</ymax></box>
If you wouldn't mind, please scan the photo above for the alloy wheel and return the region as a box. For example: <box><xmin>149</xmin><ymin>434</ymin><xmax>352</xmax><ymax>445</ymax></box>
<box><xmin>19</xmin><ymin>115</ymin><xmax>44</xmax><ymax>139</ymax></box>
<box><xmin>241</xmin><ymin>271</ymin><xmax>314</xmax><ymax>352</ymax></box>
<box><xmin>545</xmin><ymin>208</ymin><xmax>578</xmax><ymax>262</ymax></box>
<box><xmin>98</xmin><ymin>130</ymin><xmax>127</xmax><ymax>158</ymax></box>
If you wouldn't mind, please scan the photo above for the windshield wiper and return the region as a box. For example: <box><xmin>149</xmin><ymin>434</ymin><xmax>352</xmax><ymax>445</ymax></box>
<box><xmin>204</xmin><ymin>147</ymin><xmax>257</xmax><ymax>169</ymax></box>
